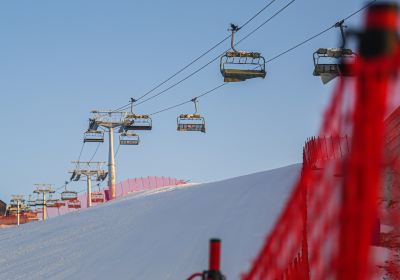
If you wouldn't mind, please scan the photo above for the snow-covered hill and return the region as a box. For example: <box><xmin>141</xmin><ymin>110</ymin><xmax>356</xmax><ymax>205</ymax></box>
<box><xmin>0</xmin><ymin>164</ymin><xmax>300</xmax><ymax>280</ymax></box>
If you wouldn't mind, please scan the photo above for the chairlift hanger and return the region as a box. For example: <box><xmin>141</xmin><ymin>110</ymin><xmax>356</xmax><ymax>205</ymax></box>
<box><xmin>312</xmin><ymin>20</ymin><xmax>356</xmax><ymax>84</ymax></box>
<box><xmin>220</xmin><ymin>24</ymin><xmax>266</xmax><ymax>82</ymax></box>
<box><xmin>177</xmin><ymin>98</ymin><xmax>206</xmax><ymax>133</ymax></box>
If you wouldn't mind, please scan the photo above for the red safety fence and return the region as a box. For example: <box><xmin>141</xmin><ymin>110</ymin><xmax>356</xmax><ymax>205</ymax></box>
<box><xmin>242</xmin><ymin>3</ymin><xmax>400</xmax><ymax>280</ymax></box>
<box><xmin>0</xmin><ymin>213</ymin><xmax>39</xmax><ymax>225</ymax></box>
<box><xmin>303</xmin><ymin>136</ymin><xmax>350</xmax><ymax>170</ymax></box>
<box><xmin>45</xmin><ymin>176</ymin><xmax>187</xmax><ymax>218</ymax></box>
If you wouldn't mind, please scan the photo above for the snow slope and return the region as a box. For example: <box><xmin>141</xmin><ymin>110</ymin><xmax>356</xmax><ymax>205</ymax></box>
<box><xmin>0</xmin><ymin>164</ymin><xmax>300</xmax><ymax>280</ymax></box>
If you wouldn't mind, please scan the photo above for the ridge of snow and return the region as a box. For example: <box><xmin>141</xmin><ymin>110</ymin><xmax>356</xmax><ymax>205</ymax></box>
<box><xmin>0</xmin><ymin>164</ymin><xmax>301</xmax><ymax>280</ymax></box>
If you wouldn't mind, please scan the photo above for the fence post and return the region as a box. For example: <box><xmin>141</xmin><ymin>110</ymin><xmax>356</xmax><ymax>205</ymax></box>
<box><xmin>208</xmin><ymin>239</ymin><xmax>222</xmax><ymax>280</ymax></box>
<box><xmin>338</xmin><ymin>3</ymin><xmax>399</xmax><ymax>279</ymax></box>
<box><xmin>186</xmin><ymin>239</ymin><xmax>225</xmax><ymax>280</ymax></box>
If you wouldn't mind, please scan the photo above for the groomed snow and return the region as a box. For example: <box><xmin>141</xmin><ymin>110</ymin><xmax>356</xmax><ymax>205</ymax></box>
<box><xmin>0</xmin><ymin>164</ymin><xmax>300</xmax><ymax>280</ymax></box>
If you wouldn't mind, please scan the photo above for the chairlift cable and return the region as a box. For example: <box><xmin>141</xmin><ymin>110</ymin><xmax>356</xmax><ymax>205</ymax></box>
<box><xmin>63</xmin><ymin>141</ymin><xmax>86</xmax><ymax>193</ymax></box>
<box><xmin>110</xmin><ymin>0</ymin><xmax>285</xmax><ymax>112</ymax></box>
<box><xmin>266</xmin><ymin>25</ymin><xmax>335</xmax><ymax>63</ymax></box>
<box><xmin>115</xmin><ymin>143</ymin><xmax>121</xmax><ymax>157</ymax></box>
<box><xmin>77</xmin><ymin>142</ymin><xmax>85</xmax><ymax>162</ymax></box>
<box><xmin>240</xmin><ymin>0</ymin><xmax>279</xmax><ymax>29</ymax></box>
<box><xmin>134</xmin><ymin>0</ymin><xmax>279</xmax><ymax>104</ymax></box>
<box><xmin>235</xmin><ymin>0</ymin><xmax>296</xmax><ymax>47</ymax></box>
<box><xmin>89</xmin><ymin>142</ymin><xmax>101</xmax><ymax>163</ymax></box>
<box><xmin>342</xmin><ymin>0</ymin><xmax>377</xmax><ymax>22</ymax></box>
<box><xmin>134</xmin><ymin>0</ymin><xmax>297</xmax><ymax>107</ymax></box>
<box><xmin>197</xmin><ymin>83</ymin><xmax>227</xmax><ymax>99</ymax></box>
<box><xmin>135</xmin><ymin>55</ymin><xmax>221</xmax><ymax>106</ymax></box>
<box><xmin>140</xmin><ymin>0</ymin><xmax>375</xmax><ymax>107</ymax></box>
<box><xmin>66</xmin><ymin>0</ymin><xmax>377</xmax><ymax>195</ymax></box>
<box><xmin>75</xmin><ymin>0</ymin><xmax>378</xmax><ymax>121</ymax></box>
<box><xmin>146</xmin><ymin>0</ymin><xmax>379</xmax><ymax>118</ymax></box>
<box><xmin>55</xmin><ymin>180</ymin><xmax>71</xmax><ymax>192</ymax></box>
<box><xmin>133</xmin><ymin>35</ymin><xmax>231</xmax><ymax>104</ymax></box>
<box><xmin>150</xmin><ymin>83</ymin><xmax>227</xmax><ymax>116</ymax></box>
<box><xmin>149</xmin><ymin>100</ymin><xmax>192</xmax><ymax>116</ymax></box>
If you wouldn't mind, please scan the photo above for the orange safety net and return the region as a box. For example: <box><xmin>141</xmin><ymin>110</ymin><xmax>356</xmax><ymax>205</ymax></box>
<box><xmin>242</xmin><ymin>3</ymin><xmax>400</xmax><ymax>280</ymax></box>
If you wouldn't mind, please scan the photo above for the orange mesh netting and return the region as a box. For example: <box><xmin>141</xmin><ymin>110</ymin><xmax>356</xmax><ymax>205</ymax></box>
<box><xmin>242</xmin><ymin>3</ymin><xmax>400</xmax><ymax>280</ymax></box>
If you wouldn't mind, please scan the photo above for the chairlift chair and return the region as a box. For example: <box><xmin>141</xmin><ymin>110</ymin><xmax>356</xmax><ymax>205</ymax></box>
<box><xmin>67</xmin><ymin>199</ymin><xmax>81</xmax><ymax>209</ymax></box>
<box><xmin>84</xmin><ymin>130</ymin><xmax>104</xmax><ymax>143</ymax></box>
<box><xmin>46</xmin><ymin>194</ymin><xmax>60</xmax><ymax>207</ymax></box>
<box><xmin>177</xmin><ymin>98</ymin><xmax>206</xmax><ymax>133</ymax></box>
<box><xmin>312</xmin><ymin>20</ymin><xmax>356</xmax><ymax>84</ymax></box>
<box><xmin>220</xmin><ymin>24</ymin><xmax>266</xmax><ymax>82</ymax></box>
<box><xmin>46</xmin><ymin>200</ymin><xmax>57</xmax><ymax>207</ymax></box>
<box><xmin>123</xmin><ymin>99</ymin><xmax>153</xmax><ymax>131</ymax></box>
<box><xmin>61</xmin><ymin>187</ymin><xmax>78</xmax><ymax>201</ymax></box>
<box><xmin>124</xmin><ymin>114</ymin><xmax>152</xmax><ymax>131</ymax></box>
<box><xmin>120</xmin><ymin>132</ymin><xmax>140</xmax><ymax>145</ymax></box>
<box><xmin>49</xmin><ymin>201</ymin><xmax>65</xmax><ymax>208</ymax></box>
<box><xmin>91</xmin><ymin>192</ymin><xmax>105</xmax><ymax>203</ymax></box>
<box><xmin>25</xmin><ymin>211</ymin><xmax>39</xmax><ymax>221</ymax></box>
<box><xmin>313</xmin><ymin>48</ymin><xmax>355</xmax><ymax>84</ymax></box>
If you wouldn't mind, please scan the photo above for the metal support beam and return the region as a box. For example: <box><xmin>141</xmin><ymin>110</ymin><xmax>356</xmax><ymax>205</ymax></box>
<box><xmin>108</xmin><ymin>127</ymin><xmax>116</xmax><ymax>199</ymax></box>
<box><xmin>87</xmin><ymin>176</ymin><xmax>92</xmax><ymax>208</ymax></box>
<box><xmin>17</xmin><ymin>200</ymin><xmax>20</xmax><ymax>226</ymax></box>
<box><xmin>43</xmin><ymin>192</ymin><xmax>47</xmax><ymax>221</ymax></box>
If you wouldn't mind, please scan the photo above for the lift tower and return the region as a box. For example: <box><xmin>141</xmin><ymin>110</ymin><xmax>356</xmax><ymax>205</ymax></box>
<box><xmin>33</xmin><ymin>184</ymin><xmax>55</xmax><ymax>221</ymax></box>
<box><xmin>70</xmin><ymin>161</ymin><xmax>107</xmax><ymax>207</ymax></box>
<box><xmin>84</xmin><ymin>107</ymin><xmax>152</xmax><ymax>200</ymax></box>
<box><xmin>10</xmin><ymin>195</ymin><xmax>25</xmax><ymax>226</ymax></box>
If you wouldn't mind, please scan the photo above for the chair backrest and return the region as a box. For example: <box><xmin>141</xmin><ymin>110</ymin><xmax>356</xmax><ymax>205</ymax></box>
<box><xmin>177</xmin><ymin>123</ymin><xmax>206</xmax><ymax>133</ymax></box>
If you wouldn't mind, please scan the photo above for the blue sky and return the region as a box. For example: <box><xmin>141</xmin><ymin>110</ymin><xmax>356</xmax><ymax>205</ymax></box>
<box><xmin>0</xmin><ymin>0</ymin><xmax>370</xmax><ymax>200</ymax></box>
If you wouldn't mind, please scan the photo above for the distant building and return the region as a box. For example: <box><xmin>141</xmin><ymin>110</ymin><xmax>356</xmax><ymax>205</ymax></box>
<box><xmin>0</xmin><ymin>200</ymin><xmax>6</xmax><ymax>216</ymax></box>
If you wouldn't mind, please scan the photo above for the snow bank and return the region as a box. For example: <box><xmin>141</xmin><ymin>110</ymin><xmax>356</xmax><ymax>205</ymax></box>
<box><xmin>0</xmin><ymin>164</ymin><xmax>300</xmax><ymax>280</ymax></box>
